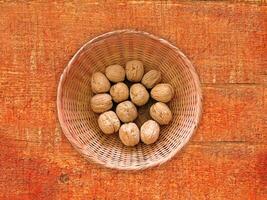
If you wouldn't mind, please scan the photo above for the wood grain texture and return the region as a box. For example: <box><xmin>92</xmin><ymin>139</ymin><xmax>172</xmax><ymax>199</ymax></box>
<box><xmin>0</xmin><ymin>1</ymin><xmax>266</xmax><ymax>199</ymax></box>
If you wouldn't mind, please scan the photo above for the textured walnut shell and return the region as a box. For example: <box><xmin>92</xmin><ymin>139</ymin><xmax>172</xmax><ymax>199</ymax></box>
<box><xmin>119</xmin><ymin>122</ymin><xmax>140</xmax><ymax>146</ymax></box>
<box><xmin>130</xmin><ymin>83</ymin><xmax>149</xmax><ymax>106</ymax></box>
<box><xmin>151</xmin><ymin>83</ymin><xmax>174</xmax><ymax>103</ymax></box>
<box><xmin>125</xmin><ymin>60</ymin><xmax>144</xmax><ymax>82</ymax></box>
<box><xmin>105</xmin><ymin>64</ymin><xmax>125</xmax><ymax>82</ymax></box>
<box><xmin>98</xmin><ymin>111</ymin><xmax>120</xmax><ymax>134</ymax></box>
<box><xmin>150</xmin><ymin>102</ymin><xmax>172</xmax><ymax>125</ymax></box>
<box><xmin>116</xmin><ymin>101</ymin><xmax>138</xmax><ymax>123</ymax></box>
<box><xmin>91</xmin><ymin>72</ymin><xmax>111</xmax><ymax>94</ymax></box>
<box><xmin>110</xmin><ymin>82</ymin><xmax>129</xmax><ymax>103</ymax></box>
<box><xmin>141</xmin><ymin>70</ymin><xmax>162</xmax><ymax>89</ymax></box>
<box><xmin>90</xmin><ymin>93</ymin><xmax>113</xmax><ymax>113</ymax></box>
<box><xmin>140</xmin><ymin>120</ymin><xmax>160</xmax><ymax>145</ymax></box>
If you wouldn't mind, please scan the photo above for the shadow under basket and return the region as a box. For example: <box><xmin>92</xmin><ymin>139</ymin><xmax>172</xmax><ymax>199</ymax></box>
<box><xmin>57</xmin><ymin>30</ymin><xmax>202</xmax><ymax>170</ymax></box>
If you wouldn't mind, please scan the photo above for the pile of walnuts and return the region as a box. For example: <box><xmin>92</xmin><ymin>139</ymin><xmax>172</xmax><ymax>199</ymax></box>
<box><xmin>90</xmin><ymin>60</ymin><xmax>174</xmax><ymax>146</ymax></box>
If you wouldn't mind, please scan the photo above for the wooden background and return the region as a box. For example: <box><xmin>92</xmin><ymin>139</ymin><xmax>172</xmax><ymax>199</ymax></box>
<box><xmin>0</xmin><ymin>1</ymin><xmax>266</xmax><ymax>199</ymax></box>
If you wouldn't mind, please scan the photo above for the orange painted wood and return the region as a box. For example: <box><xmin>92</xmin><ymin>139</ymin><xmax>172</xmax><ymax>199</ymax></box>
<box><xmin>0</xmin><ymin>1</ymin><xmax>266</xmax><ymax>199</ymax></box>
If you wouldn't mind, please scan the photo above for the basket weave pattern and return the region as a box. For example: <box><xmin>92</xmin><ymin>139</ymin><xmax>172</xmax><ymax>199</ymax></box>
<box><xmin>57</xmin><ymin>30</ymin><xmax>202</xmax><ymax>170</ymax></box>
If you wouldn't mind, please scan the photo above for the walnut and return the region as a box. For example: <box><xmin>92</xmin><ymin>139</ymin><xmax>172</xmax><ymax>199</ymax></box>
<box><xmin>110</xmin><ymin>82</ymin><xmax>129</xmax><ymax>103</ymax></box>
<box><xmin>105</xmin><ymin>64</ymin><xmax>125</xmax><ymax>82</ymax></box>
<box><xmin>91</xmin><ymin>72</ymin><xmax>111</xmax><ymax>94</ymax></box>
<box><xmin>116</xmin><ymin>101</ymin><xmax>138</xmax><ymax>123</ymax></box>
<box><xmin>119</xmin><ymin>122</ymin><xmax>140</xmax><ymax>146</ymax></box>
<box><xmin>98</xmin><ymin>111</ymin><xmax>120</xmax><ymax>134</ymax></box>
<box><xmin>149</xmin><ymin>102</ymin><xmax>172</xmax><ymax>125</ymax></box>
<box><xmin>125</xmin><ymin>60</ymin><xmax>144</xmax><ymax>82</ymax></box>
<box><xmin>140</xmin><ymin>120</ymin><xmax>160</xmax><ymax>145</ymax></box>
<box><xmin>151</xmin><ymin>83</ymin><xmax>174</xmax><ymax>103</ymax></box>
<box><xmin>141</xmin><ymin>70</ymin><xmax>162</xmax><ymax>89</ymax></box>
<box><xmin>130</xmin><ymin>83</ymin><xmax>149</xmax><ymax>106</ymax></box>
<box><xmin>90</xmin><ymin>93</ymin><xmax>113</xmax><ymax>113</ymax></box>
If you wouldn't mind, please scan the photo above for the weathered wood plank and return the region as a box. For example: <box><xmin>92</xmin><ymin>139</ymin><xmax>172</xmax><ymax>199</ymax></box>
<box><xmin>1</xmin><ymin>84</ymin><xmax>265</xmax><ymax>143</ymax></box>
<box><xmin>0</xmin><ymin>1</ymin><xmax>266</xmax><ymax>85</ymax></box>
<box><xmin>194</xmin><ymin>85</ymin><xmax>266</xmax><ymax>142</ymax></box>
<box><xmin>0</xmin><ymin>136</ymin><xmax>266</xmax><ymax>199</ymax></box>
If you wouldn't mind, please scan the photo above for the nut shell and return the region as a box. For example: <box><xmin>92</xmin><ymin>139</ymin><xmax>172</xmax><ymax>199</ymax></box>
<box><xmin>110</xmin><ymin>82</ymin><xmax>129</xmax><ymax>103</ymax></box>
<box><xmin>150</xmin><ymin>102</ymin><xmax>172</xmax><ymax>125</ymax></box>
<box><xmin>130</xmin><ymin>83</ymin><xmax>149</xmax><ymax>106</ymax></box>
<box><xmin>151</xmin><ymin>83</ymin><xmax>174</xmax><ymax>103</ymax></box>
<box><xmin>140</xmin><ymin>120</ymin><xmax>160</xmax><ymax>145</ymax></box>
<box><xmin>98</xmin><ymin>111</ymin><xmax>120</xmax><ymax>134</ymax></box>
<box><xmin>125</xmin><ymin>60</ymin><xmax>144</xmax><ymax>82</ymax></box>
<box><xmin>141</xmin><ymin>70</ymin><xmax>162</xmax><ymax>89</ymax></box>
<box><xmin>119</xmin><ymin>123</ymin><xmax>140</xmax><ymax>146</ymax></box>
<box><xmin>91</xmin><ymin>72</ymin><xmax>111</xmax><ymax>94</ymax></box>
<box><xmin>90</xmin><ymin>93</ymin><xmax>113</xmax><ymax>113</ymax></box>
<box><xmin>105</xmin><ymin>64</ymin><xmax>125</xmax><ymax>82</ymax></box>
<box><xmin>116</xmin><ymin>101</ymin><xmax>138</xmax><ymax>123</ymax></box>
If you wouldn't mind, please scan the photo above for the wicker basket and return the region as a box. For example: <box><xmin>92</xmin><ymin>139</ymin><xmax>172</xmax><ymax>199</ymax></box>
<box><xmin>57</xmin><ymin>30</ymin><xmax>202</xmax><ymax>170</ymax></box>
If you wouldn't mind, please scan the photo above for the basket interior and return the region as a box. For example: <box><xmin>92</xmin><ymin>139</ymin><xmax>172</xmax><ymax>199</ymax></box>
<box><xmin>58</xmin><ymin>31</ymin><xmax>201</xmax><ymax>170</ymax></box>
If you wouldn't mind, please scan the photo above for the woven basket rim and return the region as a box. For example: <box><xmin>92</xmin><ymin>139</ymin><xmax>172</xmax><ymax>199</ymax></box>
<box><xmin>57</xmin><ymin>29</ymin><xmax>203</xmax><ymax>170</ymax></box>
